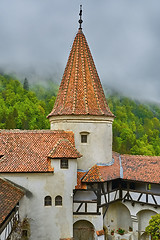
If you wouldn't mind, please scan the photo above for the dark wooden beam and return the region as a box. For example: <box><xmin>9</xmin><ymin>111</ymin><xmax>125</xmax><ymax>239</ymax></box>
<box><xmin>76</xmin><ymin>202</ymin><xmax>83</xmax><ymax>212</ymax></box>
<box><xmin>73</xmin><ymin>212</ymin><xmax>101</xmax><ymax>215</ymax></box>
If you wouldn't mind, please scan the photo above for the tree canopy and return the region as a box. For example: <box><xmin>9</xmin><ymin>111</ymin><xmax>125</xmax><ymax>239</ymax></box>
<box><xmin>145</xmin><ymin>214</ymin><xmax>160</xmax><ymax>240</ymax></box>
<box><xmin>107</xmin><ymin>94</ymin><xmax>160</xmax><ymax>155</ymax></box>
<box><xmin>0</xmin><ymin>74</ymin><xmax>56</xmax><ymax>130</ymax></box>
<box><xmin>1</xmin><ymin>74</ymin><xmax>160</xmax><ymax>156</ymax></box>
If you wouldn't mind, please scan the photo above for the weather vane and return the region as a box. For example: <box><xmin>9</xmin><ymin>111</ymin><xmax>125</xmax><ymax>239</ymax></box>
<box><xmin>78</xmin><ymin>5</ymin><xmax>83</xmax><ymax>29</ymax></box>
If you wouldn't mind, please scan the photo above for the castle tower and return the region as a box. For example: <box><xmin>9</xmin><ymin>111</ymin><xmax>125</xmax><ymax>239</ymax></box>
<box><xmin>48</xmin><ymin>7</ymin><xmax>114</xmax><ymax>170</ymax></box>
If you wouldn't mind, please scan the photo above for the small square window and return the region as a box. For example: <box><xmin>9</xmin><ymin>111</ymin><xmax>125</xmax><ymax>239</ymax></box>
<box><xmin>81</xmin><ymin>134</ymin><xmax>87</xmax><ymax>143</ymax></box>
<box><xmin>60</xmin><ymin>159</ymin><xmax>68</xmax><ymax>169</ymax></box>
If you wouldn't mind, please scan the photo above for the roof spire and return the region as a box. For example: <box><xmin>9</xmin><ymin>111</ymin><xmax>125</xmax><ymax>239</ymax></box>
<box><xmin>78</xmin><ymin>5</ymin><xmax>83</xmax><ymax>29</ymax></box>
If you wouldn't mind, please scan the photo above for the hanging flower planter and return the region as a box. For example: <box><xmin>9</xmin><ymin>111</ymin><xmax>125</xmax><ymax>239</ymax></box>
<box><xmin>117</xmin><ymin>228</ymin><xmax>125</xmax><ymax>235</ymax></box>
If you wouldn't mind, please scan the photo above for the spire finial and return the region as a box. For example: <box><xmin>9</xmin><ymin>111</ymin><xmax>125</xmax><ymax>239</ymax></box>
<box><xmin>78</xmin><ymin>5</ymin><xmax>83</xmax><ymax>29</ymax></box>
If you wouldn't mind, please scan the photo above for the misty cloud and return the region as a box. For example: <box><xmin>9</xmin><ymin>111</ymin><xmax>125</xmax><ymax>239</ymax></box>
<box><xmin>0</xmin><ymin>0</ymin><xmax>160</xmax><ymax>102</ymax></box>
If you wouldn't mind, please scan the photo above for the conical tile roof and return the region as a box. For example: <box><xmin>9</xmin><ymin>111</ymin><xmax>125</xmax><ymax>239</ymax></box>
<box><xmin>48</xmin><ymin>29</ymin><xmax>114</xmax><ymax>118</ymax></box>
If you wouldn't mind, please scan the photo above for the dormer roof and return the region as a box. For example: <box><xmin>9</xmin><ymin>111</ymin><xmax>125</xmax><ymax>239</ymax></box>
<box><xmin>48</xmin><ymin>29</ymin><xmax>114</xmax><ymax>118</ymax></box>
<box><xmin>48</xmin><ymin>139</ymin><xmax>82</xmax><ymax>159</ymax></box>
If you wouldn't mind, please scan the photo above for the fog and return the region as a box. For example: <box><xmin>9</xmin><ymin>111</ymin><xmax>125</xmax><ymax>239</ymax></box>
<box><xmin>0</xmin><ymin>0</ymin><xmax>160</xmax><ymax>102</ymax></box>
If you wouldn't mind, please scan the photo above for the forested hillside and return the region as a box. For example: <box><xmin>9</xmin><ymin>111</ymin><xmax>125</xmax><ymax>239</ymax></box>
<box><xmin>0</xmin><ymin>74</ymin><xmax>56</xmax><ymax>130</ymax></box>
<box><xmin>1</xmin><ymin>74</ymin><xmax>160</xmax><ymax>156</ymax></box>
<box><xmin>108</xmin><ymin>96</ymin><xmax>160</xmax><ymax>155</ymax></box>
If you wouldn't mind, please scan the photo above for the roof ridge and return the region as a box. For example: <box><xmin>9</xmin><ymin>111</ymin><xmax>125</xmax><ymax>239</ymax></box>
<box><xmin>0</xmin><ymin>177</ymin><xmax>25</xmax><ymax>194</ymax></box>
<box><xmin>72</xmin><ymin>32</ymin><xmax>80</xmax><ymax>113</ymax></box>
<box><xmin>83</xmin><ymin>37</ymin><xmax>103</xmax><ymax>114</ymax></box>
<box><xmin>85</xmin><ymin>38</ymin><xmax>113</xmax><ymax>116</ymax></box>
<box><xmin>80</xmin><ymin>35</ymin><xmax>89</xmax><ymax>113</ymax></box>
<box><xmin>48</xmin><ymin>138</ymin><xmax>82</xmax><ymax>159</ymax></box>
<box><xmin>60</xmin><ymin>41</ymin><xmax>77</xmax><ymax>114</ymax></box>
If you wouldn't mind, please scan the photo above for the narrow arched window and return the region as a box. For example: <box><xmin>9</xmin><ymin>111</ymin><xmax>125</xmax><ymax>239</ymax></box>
<box><xmin>44</xmin><ymin>196</ymin><xmax>52</xmax><ymax>206</ymax></box>
<box><xmin>55</xmin><ymin>195</ymin><xmax>62</xmax><ymax>206</ymax></box>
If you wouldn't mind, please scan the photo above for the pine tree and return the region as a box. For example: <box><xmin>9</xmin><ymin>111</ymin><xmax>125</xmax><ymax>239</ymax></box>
<box><xmin>23</xmin><ymin>78</ymin><xmax>29</xmax><ymax>91</ymax></box>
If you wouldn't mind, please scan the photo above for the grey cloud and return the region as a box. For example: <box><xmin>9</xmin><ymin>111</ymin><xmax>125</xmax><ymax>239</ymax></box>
<box><xmin>0</xmin><ymin>0</ymin><xmax>160</xmax><ymax>102</ymax></box>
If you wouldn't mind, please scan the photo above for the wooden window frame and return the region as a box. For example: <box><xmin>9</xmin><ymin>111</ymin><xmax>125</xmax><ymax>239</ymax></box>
<box><xmin>60</xmin><ymin>159</ymin><xmax>68</xmax><ymax>169</ymax></box>
<box><xmin>55</xmin><ymin>195</ymin><xmax>62</xmax><ymax>206</ymax></box>
<box><xmin>44</xmin><ymin>196</ymin><xmax>52</xmax><ymax>206</ymax></box>
<box><xmin>81</xmin><ymin>134</ymin><xmax>87</xmax><ymax>143</ymax></box>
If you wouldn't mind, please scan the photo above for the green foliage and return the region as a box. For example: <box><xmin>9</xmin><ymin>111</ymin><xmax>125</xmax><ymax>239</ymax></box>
<box><xmin>1</xmin><ymin>74</ymin><xmax>160</xmax><ymax>157</ymax></box>
<box><xmin>107</xmin><ymin>95</ymin><xmax>160</xmax><ymax>155</ymax></box>
<box><xmin>0</xmin><ymin>74</ymin><xmax>52</xmax><ymax>130</ymax></box>
<box><xmin>116</xmin><ymin>228</ymin><xmax>125</xmax><ymax>235</ymax></box>
<box><xmin>145</xmin><ymin>214</ymin><xmax>160</xmax><ymax>240</ymax></box>
<box><xmin>23</xmin><ymin>78</ymin><xmax>29</xmax><ymax>91</ymax></box>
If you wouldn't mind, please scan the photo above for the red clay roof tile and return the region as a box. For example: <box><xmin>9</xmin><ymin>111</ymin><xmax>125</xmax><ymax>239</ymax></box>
<box><xmin>48</xmin><ymin>139</ymin><xmax>82</xmax><ymax>159</ymax></box>
<box><xmin>82</xmin><ymin>153</ymin><xmax>120</xmax><ymax>183</ymax></box>
<box><xmin>75</xmin><ymin>171</ymin><xmax>87</xmax><ymax>189</ymax></box>
<box><xmin>121</xmin><ymin>154</ymin><xmax>160</xmax><ymax>184</ymax></box>
<box><xmin>0</xmin><ymin>130</ymin><xmax>78</xmax><ymax>173</ymax></box>
<box><xmin>48</xmin><ymin>29</ymin><xmax>114</xmax><ymax>118</ymax></box>
<box><xmin>0</xmin><ymin>178</ymin><xmax>24</xmax><ymax>224</ymax></box>
<box><xmin>80</xmin><ymin>152</ymin><xmax>160</xmax><ymax>184</ymax></box>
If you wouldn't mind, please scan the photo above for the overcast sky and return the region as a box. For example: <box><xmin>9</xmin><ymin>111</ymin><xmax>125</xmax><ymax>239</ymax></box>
<box><xmin>0</xmin><ymin>0</ymin><xmax>160</xmax><ymax>102</ymax></box>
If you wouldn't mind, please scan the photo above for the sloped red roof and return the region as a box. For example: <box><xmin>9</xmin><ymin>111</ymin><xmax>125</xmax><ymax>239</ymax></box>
<box><xmin>0</xmin><ymin>178</ymin><xmax>24</xmax><ymax>224</ymax></box>
<box><xmin>48</xmin><ymin>29</ymin><xmax>114</xmax><ymax>118</ymax></box>
<box><xmin>0</xmin><ymin>130</ymin><xmax>78</xmax><ymax>173</ymax></box>
<box><xmin>82</xmin><ymin>152</ymin><xmax>120</xmax><ymax>183</ymax></box>
<box><xmin>121</xmin><ymin>154</ymin><xmax>160</xmax><ymax>184</ymax></box>
<box><xmin>48</xmin><ymin>139</ymin><xmax>82</xmax><ymax>159</ymax></box>
<box><xmin>75</xmin><ymin>171</ymin><xmax>87</xmax><ymax>189</ymax></box>
<box><xmin>80</xmin><ymin>152</ymin><xmax>160</xmax><ymax>184</ymax></box>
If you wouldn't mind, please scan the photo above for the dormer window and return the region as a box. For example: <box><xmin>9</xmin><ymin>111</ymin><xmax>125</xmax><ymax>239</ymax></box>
<box><xmin>80</xmin><ymin>132</ymin><xmax>89</xmax><ymax>143</ymax></box>
<box><xmin>60</xmin><ymin>159</ymin><xmax>68</xmax><ymax>169</ymax></box>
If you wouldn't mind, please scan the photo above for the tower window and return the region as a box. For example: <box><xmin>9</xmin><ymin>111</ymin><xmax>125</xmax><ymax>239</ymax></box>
<box><xmin>81</xmin><ymin>134</ymin><xmax>87</xmax><ymax>143</ymax></box>
<box><xmin>55</xmin><ymin>195</ymin><xmax>62</xmax><ymax>206</ymax></box>
<box><xmin>44</xmin><ymin>196</ymin><xmax>52</xmax><ymax>206</ymax></box>
<box><xmin>60</xmin><ymin>159</ymin><xmax>68</xmax><ymax>169</ymax></box>
<box><xmin>80</xmin><ymin>131</ymin><xmax>89</xmax><ymax>143</ymax></box>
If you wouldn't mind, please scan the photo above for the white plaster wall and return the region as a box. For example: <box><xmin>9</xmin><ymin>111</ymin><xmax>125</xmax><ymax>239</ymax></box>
<box><xmin>123</xmin><ymin>201</ymin><xmax>159</xmax><ymax>217</ymax></box>
<box><xmin>74</xmin><ymin>202</ymin><xmax>97</xmax><ymax>213</ymax></box>
<box><xmin>1</xmin><ymin>159</ymin><xmax>77</xmax><ymax>240</ymax></box>
<box><xmin>135</xmin><ymin>182</ymin><xmax>160</xmax><ymax>194</ymax></box>
<box><xmin>49</xmin><ymin>115</ymin><xmax>114</xmax><ymax>170</ymax></box>
<box><xmin>137</xmin><ymin>210</ymin><xmax>157</xmax><ymax>232</ymax></box>
<box><xmin>74</xmin><ymin>191</ymin><xmax>96</xmax><ymax>201</ymax></box>
<box><xmin>104</xmin><ymin>202</ymin><xmax>132</xmax><ymax>232</ymax></box>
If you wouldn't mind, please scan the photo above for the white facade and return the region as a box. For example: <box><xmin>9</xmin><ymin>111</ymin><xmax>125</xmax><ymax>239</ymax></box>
<box><xmin>1</xmin><ymin>158</ymin><xmax>77</xmax><ymax>240</ymax></box>
<box><xmin>49</xmin><ymin>115</ymin><xmax>114</xmax><ymax>170</ymax></box>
